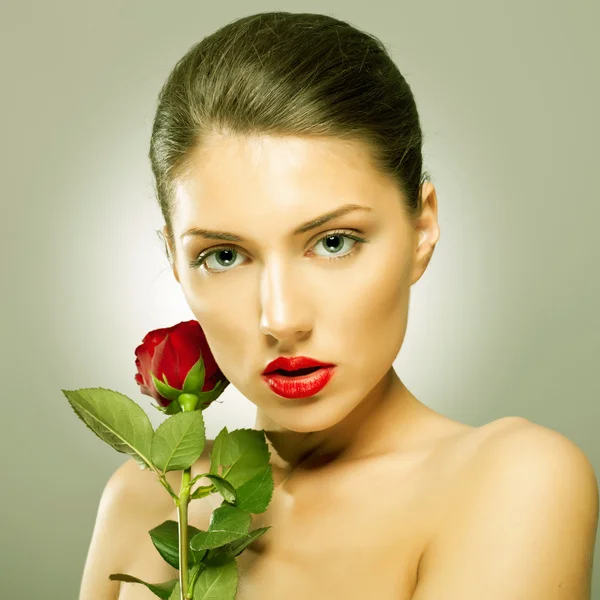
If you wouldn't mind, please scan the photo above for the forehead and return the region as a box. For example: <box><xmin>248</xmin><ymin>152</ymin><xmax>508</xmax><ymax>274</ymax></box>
<box><xmin>171</xmin><ymin>134</ymin><xmax>395</xmax><ymax>238</ymax></box>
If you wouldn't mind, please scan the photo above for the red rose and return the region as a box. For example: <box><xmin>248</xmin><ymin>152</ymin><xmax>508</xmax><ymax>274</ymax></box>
<box><xmin>134</xmin><ymin>320</ymin><xmax>229</xmax><ymax>411</ymax></box>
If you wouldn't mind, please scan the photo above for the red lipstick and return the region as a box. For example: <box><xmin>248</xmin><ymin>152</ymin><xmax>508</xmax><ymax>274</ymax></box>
<box><xmin>261</xmin><ymin>356</ymin><xmax>336</xmax><ymax>399</ymax></box>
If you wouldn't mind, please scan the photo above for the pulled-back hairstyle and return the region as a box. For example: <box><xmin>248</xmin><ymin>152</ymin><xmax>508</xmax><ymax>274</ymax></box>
<box><xmin>149</xmin><ymin>11</ymin><xmax>429</xmax><ymax>262</ymax></box>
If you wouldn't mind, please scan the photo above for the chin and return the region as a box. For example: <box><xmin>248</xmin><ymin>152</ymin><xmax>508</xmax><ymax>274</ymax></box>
<box><xmin>275</xmin><ymin>399</ymin><xmax>355</xmax><ymax>433</ymax></box>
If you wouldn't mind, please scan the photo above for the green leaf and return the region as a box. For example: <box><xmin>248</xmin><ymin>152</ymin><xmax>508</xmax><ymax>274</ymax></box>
<box><xmin>62</xmin><ymin>387</ymin><xmax>154</xmax><ymax>470</ymax></box>
<box><xmin>168</xmin><ymin>580</ymin><xmax>180</xmax><ymax>600</ymax></box>
<box><xmin>149</xmin><ymin>520</ymin><xmax>202</xmax><ymax>570</ymax></box>
<box><xmin>189</xmin><ymin>504</ymin><xmax>252</xmax><ymax>551</ymax></box>
<box><xmin>212</xmin><ymin>428</ymin><xmax>271</xmax><ymax>488</ymax></box>
<box><xmin>190</xmin><ymin>484</ymin><xmax>216</xmax><ymax>501</ymax></box>
<box><xmin>209</xmin><ymin>427</ymin><xmax>231</xmax><ymax>476</ymax></box>
<box><xmin>204</xmin><ymin>526</ymin><xmax>272</xmax><ymax>563</ymax></box>
<box><xmin>202</xmin><ymin>474</ymin><xmax>237</xmax><ymax>504</ymax></box>
<box><xmin>193</xmin><ymin>558</ymin><xmax>238</xmax><ymax>600</ymax></box>
<box><xmin>152</xmin><ymin>373</ymin><xmax>182</xmax><ymax>404</ymax></box>
<box><xmin>231</xmin><ymin>464</ymin><xmax>274</xmax><ymax>514</ymax></box>
<box><xmin>108</xmin><ymin>573</ymin><xmax>177</xmax><ymax>600</ymax></box>
<box><xmin>190</xmin><ymin>545</ymin><xmax>209</xmax><ymax>565</ymax></box>
<box><xmin>151</xmin><ymin>410</ymin><xmax>206</xmax><ymax>473</ymax></box>
<box><xmin>182</xmin><ymin>357</ymin><xmax>206</xmax><ymax>394</ymax></box>
<box><xmin>225</xmin><ymin>527</ymin><xmax>272</xmax><ymax>557</ymax></box>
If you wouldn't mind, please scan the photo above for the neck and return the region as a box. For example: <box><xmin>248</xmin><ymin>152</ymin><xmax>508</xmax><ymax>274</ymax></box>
<box><xmin>254</xmin><ymin>367</ymin><xmax>419</xmax><ymax>475</ymax></box>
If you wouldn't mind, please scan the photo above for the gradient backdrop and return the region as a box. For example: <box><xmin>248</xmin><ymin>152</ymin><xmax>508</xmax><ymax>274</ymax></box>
<box><xmin>1</xmin><ymin>1</ymin><xmax>598</xmax><ymax>597</ymax></box>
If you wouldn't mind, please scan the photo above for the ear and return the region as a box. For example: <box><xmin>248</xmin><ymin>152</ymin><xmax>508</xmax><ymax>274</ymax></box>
<box><xmin>162</xmin><ymin>225</ymin><xmax>180</xmax><ymax>284</ymax></box>
<box><xmin>411</xmin><ymin>182</ymin><xmax>440</xmax><ymax>285</ymax></box>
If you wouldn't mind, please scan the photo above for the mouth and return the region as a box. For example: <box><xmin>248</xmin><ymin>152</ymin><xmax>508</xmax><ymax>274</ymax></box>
<box><xmin>261</xmin><ymin>365</ymin><xmax>336</xmax><ymax>398</ymax></box>
<box><xmin>267</xmin><ymin>366</ymin><xmax>323</xmax><ymax>377</ymax></box>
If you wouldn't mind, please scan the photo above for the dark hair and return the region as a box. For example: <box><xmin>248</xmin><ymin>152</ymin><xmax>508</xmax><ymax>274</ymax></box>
<box><xmin>149</xmin><ymin>11</ymin><xmax>429</xmax><ymax>263</ymax></box>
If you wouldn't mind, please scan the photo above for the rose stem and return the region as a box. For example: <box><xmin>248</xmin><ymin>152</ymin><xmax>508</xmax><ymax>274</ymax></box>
<box><xmin>177</xmin><ymin>465</ymin><xmax>192</xmax><ymax>599</ymax></box>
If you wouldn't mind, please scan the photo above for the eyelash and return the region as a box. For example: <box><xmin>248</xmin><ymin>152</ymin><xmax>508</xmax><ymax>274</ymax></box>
<box><xmin>188</xmin><ymin>229</ymin><xmax>369</xmax><ymax>274</ymax></box>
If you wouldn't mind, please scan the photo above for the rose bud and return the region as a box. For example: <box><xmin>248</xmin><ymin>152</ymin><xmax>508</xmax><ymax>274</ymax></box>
<box><xmin>134</xmin><ymin>319</ymin><xmax>229</xmax><ymax>413</ymax></box>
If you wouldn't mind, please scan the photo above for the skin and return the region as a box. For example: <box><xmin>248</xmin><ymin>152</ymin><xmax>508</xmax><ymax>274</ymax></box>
<box><xmin>163</xmin><ymin>132</ymin><xmax>445</xmax><ymax>479</ymax></box>
<box><xmin>81</xmin><ymin>132</ymin><xmax>598</xmax><ymax>600</ymax></box>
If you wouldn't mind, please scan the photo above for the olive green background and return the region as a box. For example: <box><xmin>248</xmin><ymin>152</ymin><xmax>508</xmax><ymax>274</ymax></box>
<box><xmin>1</xmin><ymin>1</ymin><xmax>598</xmax><ymax>598</ymax></box>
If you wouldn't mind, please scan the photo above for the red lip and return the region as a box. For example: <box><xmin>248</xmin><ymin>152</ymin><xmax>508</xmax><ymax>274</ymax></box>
<box><xmin>262</xmin><ymin>356</ymin><xmax>335</xmax><ymax>375</ymax></box>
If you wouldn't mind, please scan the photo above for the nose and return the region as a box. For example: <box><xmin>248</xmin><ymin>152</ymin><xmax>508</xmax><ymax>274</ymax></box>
<box><xmin>259</xmin><ymin>258</ymin><xmax>313</xmax><ymax>343</ymax></box>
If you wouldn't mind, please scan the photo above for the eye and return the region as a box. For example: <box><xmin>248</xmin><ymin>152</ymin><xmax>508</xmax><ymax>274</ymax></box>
<box><xmin>189</xmin><ymin>229</ymin><xmax>369</xmax><ymax>274</ymax></box>
<box><xmin>311</xmin><ymin>231</ymin><xmax>362</xmax><ymax>259</ymax></box>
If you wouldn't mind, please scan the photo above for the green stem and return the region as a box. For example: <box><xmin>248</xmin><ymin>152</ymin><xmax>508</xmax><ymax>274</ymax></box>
<box><xmin>178</xmin><ymin>465</ymin><xmax>191</xmax><ymax>599</ymax></box>
<box><xmin>158</xmin><ymin>474</ymin><xmax>178</xmax><ymax>501</ymax></box>
<box><xmin>186</xmin><ymin>564</ymin><xmax>202</xmax><ymax>599</ymax></box>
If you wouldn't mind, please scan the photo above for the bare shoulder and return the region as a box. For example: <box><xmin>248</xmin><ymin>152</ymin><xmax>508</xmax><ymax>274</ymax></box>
<box><xmin>413</xmin><ymin>417</ymin><xmax>599</xmax><ymax>599</ymax></box>
<box><xmin>469</xmin><ymin>416</ymin><xmax>597</xmax><ymax>476</ymax></box>
<box><xmin>455</xmin><ymin>415</ymin><xmax>598</xmax><ymax>502</ymax></box>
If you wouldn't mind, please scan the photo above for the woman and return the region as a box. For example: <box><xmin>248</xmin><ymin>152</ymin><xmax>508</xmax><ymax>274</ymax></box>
<box><xmin>80</xmin><ymin>11</ymin><xmax>598</xmax><ymax>600</ymax></box>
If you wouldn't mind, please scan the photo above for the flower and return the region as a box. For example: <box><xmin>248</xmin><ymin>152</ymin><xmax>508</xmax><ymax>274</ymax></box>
<box><xmin>64</xmin><ymin>318</ymin><xmax>272</xmax><ymax>599</ymax></box>
<box><xmin>134</xmin><ymin>319</ymin><xmax>229</xmax><ymax>412</ymax></box>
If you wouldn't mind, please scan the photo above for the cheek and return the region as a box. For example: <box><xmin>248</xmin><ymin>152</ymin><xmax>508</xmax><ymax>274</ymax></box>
<box><xmin>179</xmin><ymin>279</ymin><xmax>254</xmax><ymax>370</ymax></box>
<box><xmin>339</xmin><ymin>252</ymin><xmax>410</xmax><ymax>327</ymax></box>
<box><xmin>333</xmin><ymin>257</ymin><xmax>411</xmax><ymax>376</ymax></box>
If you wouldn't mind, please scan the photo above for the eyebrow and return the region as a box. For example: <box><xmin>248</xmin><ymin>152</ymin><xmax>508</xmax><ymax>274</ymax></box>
<box><xmin>180</xmin><ymin>203</ymin><xmax>372</xmax><ymax>243</ymax></box>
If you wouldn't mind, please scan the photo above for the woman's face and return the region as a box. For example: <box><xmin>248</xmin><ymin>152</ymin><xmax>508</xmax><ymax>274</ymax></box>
<box><xmin>166</xmin><ymin>134</ymin><xmax>431</xmax><ymax>433</ymax></box>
